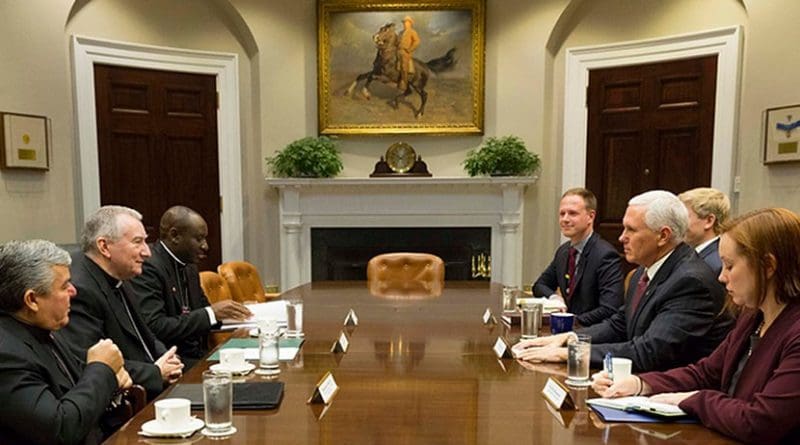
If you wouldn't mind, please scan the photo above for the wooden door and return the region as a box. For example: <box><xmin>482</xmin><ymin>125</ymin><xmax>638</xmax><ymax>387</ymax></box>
<box><xmin>586</xmin><ymin>55</ymin><xmax>717</xmax><ymax>253</ymax></box>
<box><xmin>94</xmin><ymin>64</ymin><xmax>222</xmax><ymax>269</ymax></box>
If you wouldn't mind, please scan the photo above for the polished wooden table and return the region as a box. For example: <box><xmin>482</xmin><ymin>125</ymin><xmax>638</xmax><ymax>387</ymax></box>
<box><xmin>105</xmin><ymin>281</ymin><xmax>740</xmax><ymax>444</ymax></box>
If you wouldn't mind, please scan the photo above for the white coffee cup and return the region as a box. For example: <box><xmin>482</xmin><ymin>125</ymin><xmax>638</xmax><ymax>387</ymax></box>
<box><xmin>219</xmin><ymin>348</ymin><xmax>246</xmax><ymax>369</ymax></box>
<box><xmin>155</xmin><ymin>398</ymin><xmax>191</xmax><ymax>430</ymax></box>
<box><xmin>610</xmin><ymin>357</ymin><xmax>633</xmax><ymax>381</ymax></box>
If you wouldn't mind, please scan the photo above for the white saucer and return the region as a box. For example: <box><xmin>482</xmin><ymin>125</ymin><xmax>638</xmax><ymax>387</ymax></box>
<box><xmin>564</xmin><ymin>378</ymin><xmax>592</xmax><ymax>388</ymax></box>
<box><xmin>210</xmin><ymin>362</ymin><xmax>256</xmax><ymax>376</ymax></box>
<box><xmin>140</xmin><ymin>417</ymin><xmax>204</xmax><ymax>437</ymax></box>
<box><xmin>202</xmin><ymin>425</ymin><xmax>237</xmax><ymax>437</ymax></box>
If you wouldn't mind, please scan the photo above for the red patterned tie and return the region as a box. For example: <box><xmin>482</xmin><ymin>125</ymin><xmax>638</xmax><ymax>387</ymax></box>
<box><xmin>566</xmin><ymin>247</ymin><xmax>577</xmax><ymax>299</ymax></box>
<box><xmin>629</xmin><ymin>272</ymin><xmax>650</xmax><ymax>314</ymax></box>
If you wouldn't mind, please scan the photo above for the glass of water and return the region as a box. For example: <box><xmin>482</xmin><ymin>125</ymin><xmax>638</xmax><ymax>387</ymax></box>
<box><xmin>285</xmin><ymin>299</ymin><xmax>304</xmax><ymax>338</ymax></box>
<box><xmin>202</xmin><ymin>370</ymin><xmax>234</xmax><ymax>436</ymax></box>
<box><xmin>256</xmin><ymin>330</ymin><xmax>280</xmax><ymax>376</ymax></box>
<box><xmin>502</xmin><ymin>286</ymin><xmax>518</xmax><ymax>311</ymax></box>
<box><xmin>566</xmin><ymin>334</ymin><xmax>591</xmax><ymax>386</ymax></box>
<box><xmin>520</xmin><ymin>303</ymin><xmax>543</xmax><ymax>339</ymax></box>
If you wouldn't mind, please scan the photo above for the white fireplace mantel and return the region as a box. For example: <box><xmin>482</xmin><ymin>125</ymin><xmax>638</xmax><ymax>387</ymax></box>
<box><xmin>266</xmin><ymin>176</ymin><xmax>537</xmax><ymax>290</ymax></box>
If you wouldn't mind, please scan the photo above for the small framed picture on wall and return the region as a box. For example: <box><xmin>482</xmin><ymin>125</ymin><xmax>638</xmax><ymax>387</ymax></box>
<box><xmin>764</xmin><ymin>104</ymin><xmax>800</xmax><ymax>164</ymax></box>
<box><xmin>1</xmin><ymin>112</ymin><xmax>51</xmax><ymax>170</ymax></box>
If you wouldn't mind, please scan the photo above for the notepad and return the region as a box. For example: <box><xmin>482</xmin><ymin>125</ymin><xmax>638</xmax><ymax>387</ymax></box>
<box><xmin>167</xmin><ymin>382</ymin><xmax>284</xmax><ymax>410</ymax></box>
<box><xmin>587</xmin><ymin>397</ymin><xmax>694</xmax><ymax>421</ymax></box>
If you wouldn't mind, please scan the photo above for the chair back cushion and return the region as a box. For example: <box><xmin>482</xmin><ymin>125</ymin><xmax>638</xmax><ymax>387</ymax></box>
<box><xmin>218</xmin><ymin>261</ymin><xmax>266</xmax><ymax>303</ymax></box>
<box><xmin>366</xmin><ymin>253</ymin><xmax>445</xmax><ymax>298</ymax></box>
<box><xmin>199</xmin><ymin>271</ymin><xmax>232</xmax><ymax>304</ymax></box>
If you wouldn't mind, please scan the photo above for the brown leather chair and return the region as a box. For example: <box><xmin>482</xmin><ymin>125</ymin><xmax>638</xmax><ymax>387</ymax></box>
<box><xmin>367</xmin><ymin>253</ymin><xmax>445</xmax><ymax>299</ymax></box>
<box><xmin>217</xmin><ymin>261</ymin><xmax>272</xmax><ymax>303</ymax></box>
<box><xmin>199</xmin><ymin>271</ymin><xmax>235</xmax><ymax>348</ymax></box>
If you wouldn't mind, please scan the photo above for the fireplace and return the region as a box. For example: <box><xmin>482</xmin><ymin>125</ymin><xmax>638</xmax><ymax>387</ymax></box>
<box><xmin>267</xmin><ymin>177</ymin><xmax>536</xmax><ymax>289</ymax></box>
<box><xmin>311</xmin><ymin>227</ymin><xmax>491</xmax><ymax>281</ymax></box>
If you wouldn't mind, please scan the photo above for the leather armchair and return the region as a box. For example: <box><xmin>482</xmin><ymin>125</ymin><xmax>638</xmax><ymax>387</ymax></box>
<box><xmin>217</xmin><ymin>261</ymin><xmax>271</xmax><ymax>303</ymax></box>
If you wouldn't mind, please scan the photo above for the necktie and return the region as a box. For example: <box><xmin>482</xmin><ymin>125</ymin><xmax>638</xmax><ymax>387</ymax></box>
<box><xmin>628</xmin><ymin>272</ymin><xmax>650</xmax><ymax>315</ymax></box>
<box><xmin>48</xmin><ymin>333</ymin><xmax>76</xmax><ymax>386</ymax></box>
<box><xmin>115</xmin><ymin>285</ymin><xmax>155</xmax><ymax>362</ymax></box>
<box><xmin>566</xmin><ymin>247</ymin><xmax>578</xmax><ymax>299</ymax></box>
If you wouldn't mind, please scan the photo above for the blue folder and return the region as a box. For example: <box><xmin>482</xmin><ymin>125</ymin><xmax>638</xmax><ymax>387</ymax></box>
<box><xmin>589</xmin><ymin>404</ymin><xmax>698</xmax><ymax>424</ymax></box>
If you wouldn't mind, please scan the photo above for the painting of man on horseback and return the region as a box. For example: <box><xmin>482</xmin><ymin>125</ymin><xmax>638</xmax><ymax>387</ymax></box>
<box><xmin>318</xmin><ymin>1</ymin><xmax>485</xmax><ymax>134</ymax></box>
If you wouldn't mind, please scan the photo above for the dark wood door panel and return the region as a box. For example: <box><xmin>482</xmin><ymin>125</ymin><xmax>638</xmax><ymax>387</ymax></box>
<box><xmin>586</xmin><ymin>55</ymin><xmax>717</xmax><ymax>262</ymax></box>
<box><xmin>94</xmin><ymin>64</ymin><xmax>221</xmax><ymax>269</ymax></box>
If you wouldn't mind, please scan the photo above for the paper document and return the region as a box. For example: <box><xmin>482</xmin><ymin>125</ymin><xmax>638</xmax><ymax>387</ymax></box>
<box><xmin>587</xmin><ymin>397</ymin><xmax>687</xmax><ymax>417</ymax></box>
<box><xmin>223</xmin><ymin>300</ymin><xmax>288</xmax><ymax>326</ymax></box>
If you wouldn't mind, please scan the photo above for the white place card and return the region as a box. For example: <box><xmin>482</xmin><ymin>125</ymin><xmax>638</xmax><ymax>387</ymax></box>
<box><xmin>482</xmin><ymin>308</ymin><xmax>497</xmax><ymax>325</ymax></box>
<box><xmin>344</xmin><ymin>309</ymin><xmax>359</xmax><ymax>326</ymax></box>
<box><xmin>331</xmin><ymin>331</ymin><xmax>350</xmax><ymax>353</ymax></box>
<box><xmin>307</xmin><ymin>371</ymin><xmax>339</xmax><ymax>405</ymax></box>
<box><xmin>493</xmin><ymin>336</ymin><xmax>513</xmax><ymax>359</ymax></box>
<box><xmin>542</xmin><ymin>377</ymin><xmax>575</xmax><ymax>410</ymax></box>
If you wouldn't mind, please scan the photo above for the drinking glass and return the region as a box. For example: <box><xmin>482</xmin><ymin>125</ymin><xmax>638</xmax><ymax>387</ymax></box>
<box><xmin>256</xmin><ymin>331</ymin><xmax>280</xmax><ymax>376</ymax></box>
<box><xmin>566</xmin><ymin>334</ymin><xmax>591</xmax><ymax>385</ymax></box>
<box><xmin>285</xmin><ymin>299</ymin><xmax>304</xmax><ymax>337</ymax></box>
<box><xmin>502</xmin><ymin>286</ymin><xmax>518</xmax><ymax>311</ymax></box>
<box><xmin>520</xmin><ymin>303</ymin><xmax>542</xmax><ymax>339</ymax></box>
<box><xmin>202</xmin><ymin>370</ymin><xmax>233</xmax><ymax>435</ymax></box>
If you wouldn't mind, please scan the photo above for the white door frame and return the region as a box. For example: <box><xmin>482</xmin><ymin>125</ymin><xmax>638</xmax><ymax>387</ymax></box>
<box><xmin>71</xmin><ymin>35</ymin><xmax>243</xmax><ymax>261</ymax></box>
<box><xmin>562</xmin><ymin>26</ymin><xmax>743</xmax><ymax>196</ymax></box>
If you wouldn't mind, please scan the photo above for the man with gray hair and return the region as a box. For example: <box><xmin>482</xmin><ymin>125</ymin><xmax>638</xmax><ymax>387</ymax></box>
<box><xmin>0</xmin><ymin>240</ymin><xmax>130</xmax><ymax>445</ymax></box>
<box><xmin>59</xmin><ymin>205</ymin><xmax>184</xmax><ymax>399</ymax></box>
<box><xmin>679</xmin><ymin>187</ymin><xmax>731</xmax><ymax>276</ymax></box>
<box><xmin>513</xmin><ymin>190</ymin><xmax>732</xmax><ymax>372</ymax></box>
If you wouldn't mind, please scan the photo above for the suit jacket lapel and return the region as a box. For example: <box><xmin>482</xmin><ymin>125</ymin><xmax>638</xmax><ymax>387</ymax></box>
<box><xmin>556</xmin><ymin>243</ymin><xmax>570</xmax><ymax>295</ymax></box>
<box><xmin>627</xmin><ymin>244</ymin><xmax>691</xmax><ymax>333</ymax></box>
<box><xmin>568</xmin><ymin>233</ymin><xmax>597</xmax><ymax>297</ymax></box>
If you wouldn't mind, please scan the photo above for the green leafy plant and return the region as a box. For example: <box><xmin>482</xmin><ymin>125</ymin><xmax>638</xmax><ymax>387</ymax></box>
<box><xmin>266</xmin><ymin>136</ymin><xmax>343</xmax><ymax>178</ymax></box>
<box><xmin>462</xmin><ymin>135</ymin><xmax>540</xmax><ymax>176</ymax></box>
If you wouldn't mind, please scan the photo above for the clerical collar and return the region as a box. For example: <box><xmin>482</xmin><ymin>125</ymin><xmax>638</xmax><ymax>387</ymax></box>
<box><xmin>86</xmin><ymin>254</ymin><xmax>124</xmax><ymax>289</ymax></box>
<box><xmin>159</xmin><ymin>240</ymin><xmax>186</xmax><ymax>267</ymax></box>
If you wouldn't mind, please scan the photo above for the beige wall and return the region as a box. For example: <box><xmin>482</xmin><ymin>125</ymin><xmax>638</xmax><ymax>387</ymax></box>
<box><xmin>1</xmin><ymin>0</ymin><xmax>798</xmax><ymax>288</ymax></box>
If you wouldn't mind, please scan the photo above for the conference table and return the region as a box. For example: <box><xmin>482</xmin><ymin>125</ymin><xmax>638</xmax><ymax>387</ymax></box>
<box><xmin>105</xmin><ymin>281</ymin><xmax>740</xmax><ymax>444</ymax></box>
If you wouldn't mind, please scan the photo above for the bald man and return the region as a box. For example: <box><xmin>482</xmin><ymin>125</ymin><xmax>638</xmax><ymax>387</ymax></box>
<box><xmin>131</xmin><ymin>206</ymin><xmax>251</xmax><ymax>368</ymax></box>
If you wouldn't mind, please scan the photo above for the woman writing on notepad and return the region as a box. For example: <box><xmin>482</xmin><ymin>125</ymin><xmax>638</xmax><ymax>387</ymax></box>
<box><xmin>592</xmin><ymin>208</ymin><xmax>800</xmax><ymax>445</ymax></box>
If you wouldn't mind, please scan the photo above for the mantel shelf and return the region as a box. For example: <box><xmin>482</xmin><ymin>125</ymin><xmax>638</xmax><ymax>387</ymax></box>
<box><xmin>265</xmin><ymin>176</ymin><xmax>538</xmax><ymax>188</ymax></box>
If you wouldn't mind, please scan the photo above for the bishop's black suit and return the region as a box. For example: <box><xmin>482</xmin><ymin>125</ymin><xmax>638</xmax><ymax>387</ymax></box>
<box><xmin>130</xmin><ymin>242</ymin><xmax>215</xmax><ymax>365</ymax></box>
<box><xmin>59</xmin><ymin>253</ymin><xmax>166</xmax><ymax>399</ymax></box>
<box><xmin>0</xmin><ymin>314</ymin><xmax>117</xmax><ymax>445</ymax></box>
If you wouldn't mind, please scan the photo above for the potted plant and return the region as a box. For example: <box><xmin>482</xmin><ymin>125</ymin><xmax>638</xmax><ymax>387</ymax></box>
<box><xmin>462</xmin><ymin>135</ymin><xmax>540</xmax><ymax>177</ymax></box>
<box><xmin>266</xmin><ymin>136</ymin><xmax>344</xmax><ymax>178</ymax></box>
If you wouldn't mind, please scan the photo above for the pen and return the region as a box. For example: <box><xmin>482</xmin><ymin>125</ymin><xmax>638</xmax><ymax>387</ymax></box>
<box><xmin>604</xmin><ymin>352</ymin><xmax>614</xmax><ymax>381</ymax></box>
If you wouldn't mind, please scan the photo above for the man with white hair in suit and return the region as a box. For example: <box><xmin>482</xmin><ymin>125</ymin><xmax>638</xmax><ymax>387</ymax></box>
<box><xmin>513</xmin><ymin>190</ymin><xmax>733</xmax><ymax>372</ymax></box>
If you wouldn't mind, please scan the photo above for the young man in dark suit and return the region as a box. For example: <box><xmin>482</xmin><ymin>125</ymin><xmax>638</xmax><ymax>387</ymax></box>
<box><xmin>0</xmin><ymin>240</ymin><xmax>130</xmax><ymax>445</ymax></box>
<box><xmin>131</xmin><ymin>206</ymin><xmax>251</xmax><ymax>368</ymax></box>
<box><xmin>679</xmin><ymin>187</ymin><xmax>730</xmax><ymax>277</ymax></box>
<box><xmin>514</xmin><ymin>190</ymin><xmax>733</xmax><ymax>372</ymax></box>
<box><xmin>532</xmin><ymin>188</ymin><xmax>623</xmax><ymax>326</ymax></box>
<box><xmin>59</xmin><ymin>206</ymin><xmax>184</xmax><ymax>399</ymax></box>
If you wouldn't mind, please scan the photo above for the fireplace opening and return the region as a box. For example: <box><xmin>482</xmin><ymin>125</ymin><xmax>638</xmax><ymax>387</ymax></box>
<box><xmin>311</xmin><ymin>227</ymin><xmax>491</xmax><ymax>281</ymax></box>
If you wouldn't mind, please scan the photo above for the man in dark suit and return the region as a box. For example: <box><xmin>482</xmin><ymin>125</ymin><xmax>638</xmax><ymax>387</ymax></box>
<box><xmin>0</xmin><ymin>240</ymin><xmax>130</xmax><ymax>445</ymax></box>
<box><xmin>131</xmin><ymin>206</ymin><xmax>251</xmax><ymax>368</ymax></box>
<box><xmin>514</xmin><ymin>190</ymin><xmax>732</xmax><ymax>372</ymax></box>
<box><xmin>679</xmin><ymin>187</ymin><xmax>730</xmax><ymax>277</ymax></box>
<box><xmin>59</xmin><ymin>206</ymin><xmax>184</xmax><ymax>399</ymax></box>
<box><xmin>532</xmin><ymin>188</ymin><xmax>623</xmax><ymax>326</ymax></box>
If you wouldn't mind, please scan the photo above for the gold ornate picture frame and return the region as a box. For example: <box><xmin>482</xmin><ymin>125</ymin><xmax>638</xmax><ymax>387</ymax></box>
<box><xmin>0</xmin><ymin>112</ymin><xmax>50</xmax><ymax>170</ymax></box>
<box><xmin>318</xmin><ymin>0</ymin><xmax>485</xmax><ymax>135</ymax></box>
